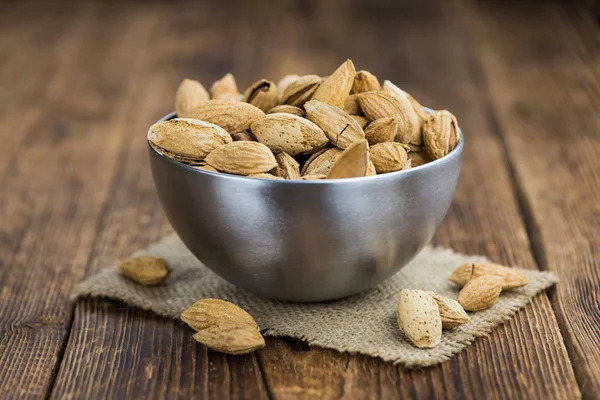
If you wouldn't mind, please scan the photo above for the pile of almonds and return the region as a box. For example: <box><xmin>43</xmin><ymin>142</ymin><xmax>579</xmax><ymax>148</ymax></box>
<box><xmin>119</xmin><ymin>256</ymin><xmax>528</xmax><ymax>353</ymax></box>
<box><xmin>147</xmin><ymin>60</ymin><xmax>460</xmax><ymax>180</ymax></box>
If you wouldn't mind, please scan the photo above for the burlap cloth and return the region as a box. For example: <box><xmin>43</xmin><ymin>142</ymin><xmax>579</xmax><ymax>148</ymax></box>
<box><xmin>71</xmin><ymin>235</ymin><xmax>557</xmax><ymax>368</ymax></box>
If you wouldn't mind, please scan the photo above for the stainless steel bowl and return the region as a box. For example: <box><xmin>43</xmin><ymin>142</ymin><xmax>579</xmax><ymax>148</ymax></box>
<box><xmin>149</xmin><ymin>111</ymin><xmax>463</xmax><ymax>302</ymax></box>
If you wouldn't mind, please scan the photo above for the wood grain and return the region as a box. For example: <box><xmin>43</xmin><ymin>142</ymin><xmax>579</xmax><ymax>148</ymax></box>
<box><xmin>467</xmin><ymin>2</ymin><xmax>600</xmax><ymax>397</ymax></box>
<box><xmin>0</xmin><ymin>0</ymin><xmax>594</xmax><ymax>398</ymax></box>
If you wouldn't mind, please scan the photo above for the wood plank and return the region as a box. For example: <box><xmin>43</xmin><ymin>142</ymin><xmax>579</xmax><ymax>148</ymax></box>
<box><xmin>50</xmin><ymin>2</ymin><xmax>272</xmax><ymax>399</ymax></box>
<box><xmin>0</xmin><ymin>2</ymin><xmax>166</xmax><ymax>398</ymax></box>
<box><xmin>51</xmin><ymin>0</ymin><xmax>580</xmax><ymax>399</ymax></box>
<box><xmin>467</xmin><ymin>2</ymin><xmax>600</xmax><ymax>397</ymax></box>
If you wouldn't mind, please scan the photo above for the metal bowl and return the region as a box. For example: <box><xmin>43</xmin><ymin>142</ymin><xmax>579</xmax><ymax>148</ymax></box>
<box><xmin>149</xmin><ymin>111</ymin><xmax>463</xmax><ymax>302</ymax></box>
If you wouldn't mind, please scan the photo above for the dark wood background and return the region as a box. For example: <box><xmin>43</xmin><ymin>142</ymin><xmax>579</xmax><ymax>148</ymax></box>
<box><xmin>0</xmin><ymin>0</ymin><xmax>598</xmax><ymax>398</ymax></box>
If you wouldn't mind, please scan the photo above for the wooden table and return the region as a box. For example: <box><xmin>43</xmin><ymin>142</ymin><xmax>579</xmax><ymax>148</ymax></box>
<box><xmin>1</xmin><ymin>0</ymin><xmax>598</xmax><ymax>398</ymax></box>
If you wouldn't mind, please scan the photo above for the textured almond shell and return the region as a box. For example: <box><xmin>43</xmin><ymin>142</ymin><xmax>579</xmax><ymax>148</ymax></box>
<box><xmin>396</xmin><ymin>289</ymin><xmax>442</xmax><ymax>348</ymax></box>
<box><xmin>192</xmin><ymin>321</ymin><xmax>265</xmax><ymax>355</ymax></box>
<box><xmin>423</xmin><ymin>110</ymin><xmax>460</xmax><ymax>160</ymax></box>
<box><xmin>231</xmin><ymin>131</ymin><xmax>256</xmax><ymax>142</ymax></box>
<box><xmin>383</xmin><ymin>80</ymin><xmax>424</xmax><ymax>145</ymax></box>
<box><xmin>147</xmin><ymin>118</ymin><xmax>232</xmax><ymax>161</ymax></box>
<box><xmin>181</xmin><ymin>298</ymin><xmax>259</xmax><ymax>331</ymax></box>
<box><xmin>357</xmin><ymin>91</ymin><xmax>419</xmax><ymax>145</ymax></box>
<box><xmin>369</xmin><ymin>142</ymin><xmax>408</xmax><ymax>173</ymax></box>
<box><xmin>280</xmin><ymin>75</ymin><xmax>323</xmax><ymax>107</ymax></box>
<box><xmin>449</xmin><ymin>263</ymin><xmax>530</xmax><ymax>290</ymax></box>
<box><xmin>191</xmin><ymin>100</ymin><xmax>265</xmax><ymax>133</ymax></box>
<box><xmin>311</xmin><ymin>59</ymin><xmax>356</xmax><ymax>108</ymax></box>
<box><xmin>248</xmin><ymin>173</ymin><xmax>285</xmax><ymax>180</ymax></box>
<box><xmin>328</xmin><ymin>139</ymin><xmax>369</xmax><ymax>179</ymax></box>
<box><xmin>343</xmin><ymin>94</ymin><xmax>362</xmax><ymax>115</ymax></box>
<box><xmin>408</xmin><ymin>151</ymin><xmax>431</xmax><ymax>167</ymax></box>
<box><xmin>243</xmin><ymin>79</ymin><xmax>279</xmax><ymax>112</ymax></box>
<box><xmin>301</xmin><ymin>147</ymin><xmax>343</xmax><ymax>176</ymax></box>
<box><xmin>267</xmin><ymin>105</ymin><xmax>305</xmax><ymax>117</ymax></box>
<box><xmin>210</xmin><ymin>73</ymin><xmax>240</xmax><ymax>101</ymax></box>
<box><xmin>274</xmin><ymin>152</ymin><xmax>301</xmax><ymax>179</ymax></box>
<box><xmin>427</xmin><ymin>291</ymin><xmax>470</xmax><ymax>329</ymax></box>
<box><xmin>351</xmin><ymin>70</ymin><xmax>381</xmax><ymax>94</ymax></box>
<box><xmin>366</xmin><ymin>159</ymin><xmax>376</xmax><ymax>176</ymax></box>
<box><xmin>457</xmin><ymin>276</ymin><xmax>504</xmax><ymax>311</ymax></box>
<box><xmin>175</xmin><ymin>78</ymin><xmax>209</xmax><ymax>118</ymax></box>
<box><xmin>205</xmin><ymin>141</ymin><xmax>277</xmax><ymax>175</ymax></box>
<box><xmin>250</xmin><ymin>113</ymin><xmax>329</xmax><ymax>155</ymax></box>
<box><xmin>351</xmin><ymin>115</ymin><xmax>369</xmax><ymax>129</ymax></box>
<box><xmin>276</xmin><ymin>74</ymin><xmax>300</xmax><ymax>100</ymax></box>
<box><xmin>364</xmin><ymin>117</ymin><xmax>398</xmax><ymax>145</ymax></box>
<box><xmin>304</xmin><ymin>100</ymin><xmax>365</xmax><ymax>149</ymax></box>
<box><xmin>119</xmin><ymin>256</ymin><xmax>170</xmax><ymax>286</ymax></box>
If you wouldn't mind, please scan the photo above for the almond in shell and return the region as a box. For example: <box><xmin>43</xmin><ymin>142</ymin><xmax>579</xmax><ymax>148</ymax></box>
<box><xmin>205</xmin><ymin>141</ymin><xmax>277</xmax><ymax>175</ymax></box>
<box><xmin>280</xmin><ymin>75</ymin><xmax>323</xmax><ymax>107</ymax></box>
<box><xmin>383</xmin><ymin>80</ymin><xmax>424</xmax><ymax>145</ymax></box>
<box><xmin>301</xmin><ymin>147</ymin><xmax>343</xmax><ymax>176</ymax></box>
<box><xmin>351</xmin><ymin>115</ymin><xmax>369</xmax><ymax>128</ymax></box>
<box><xmin>328</xmin><ymin>139</ymin><xmax>369</xmax><ymax>179</ymax></box>
<box><xmin>248</xmin><ymin>173</ymin><xmax>284</xmax><ymax>180</ymax></box>
<box><xmin>277</xmin><ymin>74</ymin><xmax>300</xmax><ymax>100</ymax></box>
<box><xmin>147</xmin><ymin>118</ymin><xmax>232</xmax><ymax>162</ymax></box>
<box><xmin>396</xmin><ymin>289</ymin><xmax>442</xmax><ymax>348</ymax></box>
<box><xmin>304</xmin><ymin>99</ymin><xmax>365</xmax><ymax>149</ymax></box>
<box><xmin>191</xmin><ymin>99</ymin><xmax>265</xmax><ymax>133</ymax></box>
<box><xmin>243</xmin><ymin>79</ymin><xmax>279</xmax><ymax>112</ymax></box>
<box><xmin>119</xmin><ymin>256</ymin><xmax>170</xmax><ymax>286</ymax></box>
<box><xmin>369</xmin><ymin>142</ymin><xmax>409</xmax><ymax>173</ymax></box>
<box><xmin>343</xmin><ymin>94</ymin><xmax>362</xmax><ymax>115</ymax></box>
<box><xmin>423</xmin><ymin>110</ymin><xmax>460</xmax><ymax>160</ymax></box>
<box><xmin>427</xmin><ymin>291</ymin><xmax>470</xmax><ymax>329</ymax></box>
<box><xmin>357</xmin><ymin>91</ymin><xmax>420</xmax><ymax>145</ymax></box>
<box><xmin>231</xmin><ymin>131</ymin><xmax>256</xmax><ymax>142</ymax></box>
<box><xmin>457</xmin><ymin>276</ymin><xmax>504</xmax><ymax>311</ymax></box>
<box><xmin>210</xmin><ymin>73</ymin><xmax>240</xmax><ymax>101</ymax></box>
<box><xmin>364</xmin><ymin>117</ymin><xmax>398</xmax><ymax>145</ymax></box>
<box><xmin>273</xmin><ymin>152</ymin><xmax>301</xmax><ymax>179</ymax></box>
<box><xmin>351</xmin><ymin>70</ymin><xmax>381</xmax><ymax>94</ymax></box>
<box><xmin>311</xmin><ymin>59</ymin><xmax>356</xmax><ymax>108</ymax></box>
<box><xmin>250</xmin><ymin>113</ymin><xmax>329</xmax><ymax>155</ymax></box>
<box><xmin>408</xmin><ymin>151</ymin><xmax>431</xmax><ymax>167</ymax></box>
<box><xmin>267</xmin><ymin>105</ymin><xmax>305</xmax><ymax>117</ymax></box>
<box><xmin>449</xmin><ymin>263</ymin><xmax>529</xmax><ymax>290</ymax></box>
<box><xmin>176</xmin><ymin>78</ymin><xmax>209</xmax><ymax>118</ymax></box>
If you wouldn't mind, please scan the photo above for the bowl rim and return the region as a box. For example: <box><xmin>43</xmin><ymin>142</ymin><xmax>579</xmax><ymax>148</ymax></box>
<box><xmin>148</xmin><ymin>109</ymin><xmax>464</xmax><ymax>184</ymax></box>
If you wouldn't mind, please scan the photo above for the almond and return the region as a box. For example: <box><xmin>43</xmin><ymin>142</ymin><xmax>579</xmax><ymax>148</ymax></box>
<box><xmin>280</xmin><ymin>75</ymin><xmax>323</xmax><ymax>107</ymax></box>
<box><xmin>351</xmin><ymin>70</ymin><xmax>381</xmax><ymax>94</ymax></box>
<box><xmin>357</xmin><ymin>90</ymin><xmax>420</xmax><ymax>145</ymax></box>
<box><xmin>364</xmin><ymin>117</ymin><xmax>398</xmax><ymax>145</ymax></box>
<box><xmin>369</xmin><ymin>142</ymin><xmax>409</xmax><ymax>173</ymax></box>
<box><xmin>301</xmin><ymin>147</ymin><xmax>343</xmax><ymax>176</ymax></box>
<box><xmin>351</xmin><ymin>115</ymin><xmax>369</xmax><ymax>128</ymax></box>
<box><xmin>396</xmin><ymin>289</ymin><xmax>442</xmax><ymax>348</ymax></box>
<box><xmin>427</xmin><ymin>292</ymin><xmax>470</xmax><ymax>329</ymax></box>
<box><xmin>250</xmin><ymin>113</ymin><xmax>329</xmax><ymax>155</ymax></box>
<box><xmin>423</xmin><ymin>110</ymin><xmax>460</xmax><ymax>160</ymax></box>
<box><xmin>175</xmin><ymin>78</ymin><xmax>209</xmax><ymax>118</ymax></box>
<box><xmin>328</xmin><ymin>139</ymin><xmax>369</xmax><ymax>179</ymax></box>
<box><xmin>210</xmin><ymin>73</ymin><xmax>240</xmax><ymax>101</ymax></box>
<box><xmin>277</xmin><ymin>74</ymin><xmax>300</xmax><ymax>100</ymax></box>
<box><xmin>457</xmin><ymin>276</ymin><xmax>504</xmax><ymax>311</ymax></box>
<box><xmin>205</xmin><ymin>141</ymin><xmax>277</xmax><ymax>175</ymax></box>
<box><xmin>304</xmin><ymin>100</ymin><xmax>365</xmax><ymax>149</ymax></box>
<box><xmin>449</xmin><ymin>263</ymin><xmax>530</xmax><ymax>290</ymax></box>
<box><xmin>274</xmin><ymin>152</ymin><xmax>301</xmax><ymax>179</ymax></box>
<box><xmin>267</xmin><ymin>105</ymin><xmax>305</xmax><ymax>117</ymax></box>
<box><xmin>231</xmin><ymin>131</ymin><xmax>256</xmax><ymax>142</ymax></box>
<box><xmin>196</xmin><ymin>165</ymin><xmax>218</xmax><ymax>172</ymax></box>
<box><xmin>311</xmin><ymin>59</ymin><xmax>356</xmax><ymax>108</ymax></box>
<box><xmin>302</xmin><ymin>174</ymin><xmax>327</xmax><ymax>180</ymax></box>
<box><xmin>366</xmin><ymin>159</ymin><xmax>376</xmax><ymax>176</ymax></box>
<box><xmin>408</xmin><ymin>151</ymin><xmax>431</xmax><ymax>167</ymax></box>
<box><xmin>191</xmin><ymin>100</ymin><xmax>265</xmax><ymax>133</ymax></box>
<box><xmin>181</xmin><ymin>298</ymin><xmax>265</xmax><ymax>355</ymax></box>
<box><xmin>343</xmin><ymin>94</ymin><xmax>362</xmax><ymax>115</ymax></box>
<box><xmin>243</xmin><ymin>79</ymin><xmax>279</xmax><ymax>112</ymax></box>
<box><xmin>119</xmin><ymin>256</ymin><xmax>170</xmax><ymax>286</ymax></box>
<box><xmin>147</xmin><ymin>118</ymin><xmax>232</xmax><ymax>162</ymax></box>
<box><xmin>383</xmin><ymin>80</ymin><xmax>424</xmax><ymax>145</ymax></box>
<box><xmin>401</xmin><ymin>159</ymin><xmax>412</xmax><ymax>170</ymax></box>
